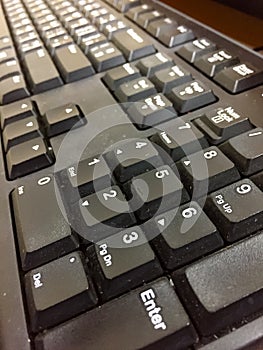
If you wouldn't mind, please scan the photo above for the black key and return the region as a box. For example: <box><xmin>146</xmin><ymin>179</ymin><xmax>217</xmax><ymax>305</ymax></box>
<box><xmin>147</xmin><ymin>202</ymin><xmax>223</xmax><ymax>269</ymax></box>
<box><xmin>115</xmin><ymin>76</ymin><xmax>156</xmax><ymax>102</ymax></box>
<box><xmin>73</xmin><ymin>24</ymin><xmax>97</xmax><ymax>43</ymax></box>
<box><xmin>214</xmin><ymin>62</ymin><xmax>263</xmax><ymax>93</ymax></box>
<box><xmin>251</xmin><ymin>170</ymin><xmax>263</xmax><ymax>191</ymax></box>
<box><xmin>102</xmin><ymin>20</ymin><xmax>128</xmax><ymax>40</ymax></box>
<box><xmin>58</xmin><ymin>155</ymin><xmax>112</xmax><ymax>202</ymax></box>
<box><xmin>0</xmin><ymin>74</ymin><xmax>29</xmax><ymax>104</ymax></box>
<box><xmin>220</xmin><ymin>128</ymin><xmax>263</xmax><ymax>176</ymax></box>
<box><xmin>23</xmin><ymin>48</ymin><xmax>62</xmax><ymax>93</ymax></box>
<box><xmin>53</xmin><ymin>44</ymin><xmax>94</xmax><ymax>83</ymax></box>
<box><xmin>95</xmin><ymin>13</ymin><xmax>117</xmax><ymax>31</ymax></box>
<box><xmin>137</xmin><ymin>10</ymin><xmax>165</xmax><ymax>29</ymax></box>
<box><xmin>47</xmin><ymin>34</ymin><xmax>73</xmax><ymax>55</ymax></box>
<box><xmin>80</xmin><ymin>32</ymin><xmax>108</xmax><ymax>53</ymax></box>
<box><xmin>25</xmin><ymin>252</ymin><xmax>97</xmax><ymax>332</ymax></box>
<box><xmin>168</xmin><ymin>80</ymin><xmax>217</xmax><ymax>113</ymax></box>
<box><xmin>103</xmin><ymin>62</ymin><xmax>140</xmax><ymax>91</ymax></box>
<box><xmin>151</xmin><ymin>64</ymin><xmax>192</xmax><ymax>94</ymax></box>
<box><xmin>147</xmin><ymin>17</ymin><xmax>177</xmax><ymax>37</ymax></box>
<box><xmin>105</xmin><ymin>138</ymin><xmax>163</xmax><ymax>182</ymax></box>
<box><xmin>35</xmin><ymin>277</ymin><xmax>197</xmax><ymax>350</ymax></box>
<box><xmin>88</xmin><ymin>226</ymin><xmax>162</xmax><ymax>301</ymax></box>
<box><xmin>159</xmin><ymin>24</ymin><xmax>195</xmax><ymax>48</ymax></box>
<box><xmin>151</xmin><ymin>119</ymin><xmax>208</xmax><ymax>162</ymax></box>
<box><xmin>178</xmin><ymin>146</ymin><xmax>240</xmax><ymax>198</ymax></box>
<box><xmin>124</xmin><ymin>165</ymin><xmax>189</xmax><ymax>221</ymax></box>
<box><xmin>88</xmin><ymin>42</ymin><xmax>125</xmax><ymax>72</ymax></box>
<box><xmin>3</xmin><ymin>115</ymin><xmax>41</xmax><ymax>151</ymax></box>
<box><xmin>172</xmin><ymin>232</ymin><xmax>263</xmax><ymax>336</ymax></box>
<box><xmin>6</xmin><ymin>137</ymin><xmax>54</xmax><ymax>179</ymax></box>
<box><xmin>0</xmin><ymin>99</ymin><xmax>34</xmax><ymax>129</ymax></box>
<box><xmin>72</xmin><ymin>185</ymin><xmax>136</xmax><ymax>242</ymax></box>
<box><xmin>194</xmin><ymin>105</ymin><xmax>252</xmax><ymax>144</ymax></box>
<box><xmin>195</xmin><ymin>49</ymin><xmax>239</xmax><ymax>77</ymax></box>
<box><xmin>44</xmin><ymin>103</ymin><xmax>85</xmax><ymax>137</ymax></box>
<box><xmin>136</xmin><ymin>52</ymin><xmax>173</xmax><ymax>77</ymax></box>
<box><xmin>205</xmin><ymin>179</ymin><xmax>263</xmax><ymax>242</ymax></box>
<box><xmin>126</xmin><ymin>4</ymin><xmax>152</xmax><ymax>21</ymax></box>
<box><xmin>12</xmin><ymin>174</ymin><xmax>78</xmax><ymax>270</ymax></box>
<box><xmin>127</xmin><ymin>93</ymin><xmax>176</xmax><ymax>128</ymax></box>
<box><xmin>177</xmin><ymin>38</ymin><xmax>216</xmax><ymax>63</ymax></box>
<box><xmin>112</xmin><ymin>28</ymin><xmax>156</xmax><ymax>61</ymax></box>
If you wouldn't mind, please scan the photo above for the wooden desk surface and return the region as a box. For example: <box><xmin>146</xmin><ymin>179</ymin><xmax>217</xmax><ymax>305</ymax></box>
<box><xmin>162</xmin><ymin>0</ymin><xmax>263</xmax><ymax>49</ymax></box>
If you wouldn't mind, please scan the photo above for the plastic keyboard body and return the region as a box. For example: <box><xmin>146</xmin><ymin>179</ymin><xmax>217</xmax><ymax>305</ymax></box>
<box><xmin>0</xmin><ymin>0</ymin><xmax>263</xmax><ymax>349</ymax></box>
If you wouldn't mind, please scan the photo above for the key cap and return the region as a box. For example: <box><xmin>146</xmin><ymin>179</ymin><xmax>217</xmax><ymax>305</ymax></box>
<box><xmin>115</xmin><ymin>76</ymin><xmax>156</xmax><ymax>102</ymax></box>
<box><xmin>23</xmin><ymin>48</ymin><xmax>62</xmax><ymax>93</ymax></box>
<box><xmin>151</xmin><ymin>64</ymin><xmax>192</xmax><ymax>94</ymax></box>
<box><xmin>95</xmin><ymin>13</ymin><xmax>117</xmax><ymax>30</ymax></box>
<box><xmin>137</xmin><ymin>10</ymin><xmax>165</xmax><ymax>29</ymax></box>
<box><xmin>168</xmin><ymin>80</ymin><xmax>217</xmax><ymax>113</ymax></box>
<box><xmin>25</xmin><ymin>252</ymin><xmax>97</xmax><ymax>332</ymax></box>
<box><xmin>88</xmin><ymin>7</ymin><xmax>108</xmax><ymax>22</ymax></box>
<box><xmin>147</xmin><ymin>202</ymin><xmax>223</xmax><ymax>269</ymax></box>
<box><xmin>214</xmin><ymin>62</ymin><xmax>263</xmax><ymax>93</ymax></box>
<box><xmin>194</xmin><ymin>105</ymin><xmax>252</xmax><ymax>144</ymax></box>
<box><xmin>0</xmin><ymin>47</ymin><xmax>16</xmax><ymax>63</ymax></box>
<box><xmin>205</xmin><ymin>179</ymin><xmax>263</xmax><ymax>241</ymax></box>
<box><xmin>80</xmin><ymin>32</ymin><xmax>108</xmax><ymax>53</ymax></box>
<box><xmin>44</xmin><ymin>103</ymin><xmax>85</xmax><ymax>137</ymax></box>
<box><xmin>178</xmin><ymin>146</ymin><xmax>240</xmax><ymax>198</ymax></box>
<box><xmin>73</xmin><ymin>24</ymin><xmax>97</xmax><ymax>43</ymax></box>
<box><xmin>172</xmin><ymin>231</ymin><xmax>263</xmax><ymax>336</ymax></box>
<box><xmin>67</xmin><ymin>17</ymin><xmax>89</xmax><ymax>34</ymax></box>
<box><xmin>251</xmin><ymin>170</ymin><xmax>263</xmax><ymax>191</ymax></box>
<box><xmin>103</xmin><ymin>62</ymin><xmax>140</xmax><ymax>91</ymax></box>
<box><xmin>7</xmin><ymin>137</ymin><xmax>54</xmax><ymax>179</ymax></box>
<box><xmin>136</xmin><ymin>52</ymin><xmax>173</xmax><ymax>77</ymax></box>
<box><xmin>195</xmin><ymin>49</ymin><xmax>239</xmax><ymax>77</ymax></box>
<box><xmin>88</xmin><ymin>226</ymin><xmax>162</xmax><ymax>301</ymax></box>
<box><xmin>126</xmin><ymin>4</ymin><xmax>152</xmax><ymax>21</ymax></box>
<box><xmin>151</xmin><ymin>120</ymin><xmax>208</xmax><ymax>162</ymax></box>
<box><xmin>72</xmin><ymin>185</ymin><xmax>136</xmax><ymax>242</ymax></box>
<box><xmin>105</xmin><ymin>138</ymin><xmax>163</xmax><ymax>182</ymax></box>
<box><xmin>0</xmin><ymin>99</ymin><xmax>35</xmax><ymax>128</ymax></box>
<box><xmin>102</xmin><ymin>20</ymin><xmax>128</xmax><ymax>40</ymax></box>
<box><xmin>116</xmin><ymin>0</ymin><xmax>141</xmax><ymax>13</ymax></box>
<box><xmin>35</xmin><ymin>277</ymin><xmax>197</xmax><ymax>350</ymax></box>
<box><xmin>47</xmin><ymin>34</ymin><xmax>73</xmax><ymax>55</ymax></box>
<box><xmin>3</xmin><ymin>115</ymin><xmax>41</xmax><ymax>150</ymax></box>
<box><xmin>220</xmin><ymin>128</ymin><xmax>263</xmax><ymax>176</ymax></box>
<box><xmin>57</xmin><ymin>155</ymin><xmax>112</xmax><ymax>202</ymax></box>
<box><xmin>177</xmin><ymin>38</ymin><xmax>216</xmax><ymax>63</ymax></box>
<box><xmin>45</xmin><ymin>27</ymin><xmax>68</xmax><ymax>42</ymax></box>
<box><xmin>159</xmin><ymin>25</ymin><xmax>195</xmax><ymax>48</ymax></box>
<box><xmin>0</xmin><ymin>58</ymin><xmax>21</xmax><ymax>80</ymax></box>
<box><xmin>12</xmin><ymin>174</ymin><xmax>78</xmax><ymax>270</ymax></box>
<box><xmin>147</xmin><ymin>17</ymin><xmax>177</xmax><ymax>38</ymax></box>
<box><xmin>124</xmin><ymin>165</ymin><xmax>189</xmax><ymax>221</ymax></box>
<box><xmin>127</xmin><ymin>93</ymin><xmax>176</xmax><ymax>128</ymax></box>
<box><xmin>88</xmin><ymin>42</ymin><xmax>125</xmax><ymax>72</ymax></box>
<box><xmin>112</xmin><ymin>28</ymin><xmax>156</xmax><ymax>61</ymax></box>
<box><xmin>0</xmin><ymin>74</ymin><xmax>29</xmax><ymax>104</ymax></box>
<box><xmin>19</xmin><ymin>39</ymin><xmax>43</xmax><ymax>55</ymax></box>
<box><xmin>0</xmin><ymin>36</ymin><xmax>12</xmax><ymax>50</ymax></box>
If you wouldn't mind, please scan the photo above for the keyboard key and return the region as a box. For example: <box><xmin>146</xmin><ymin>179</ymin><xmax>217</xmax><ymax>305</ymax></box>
<box><xmin>151</xmin><ymin>64</ymin><xmax>192</xmax><ymax>94</ymax></box>
<box><xmin>137</xmin><ymin>10</ymin><xmax>165</xmax><ymax>29</ymax></box>
<box><xmin>3</xmin><ymin>115</ymin><xmax>41</xmax><ymax>150</ymax></box>
<box><xmin>217</xmin><ymin>61</ymin><xmax>263</xmax><ymax>93</ymax></box>
<box><xmin>0</xmin><ymin>99</ymin><xmax>35</xmax><ymax>128</ymax></box>
<box><xmin>0</xmin><ymin>58</ymin><xmax>21</xmax><ymax>80</ymax></box>
<box><xmin>73</xmin><ymin>24</ymin><xmax>97</xmax><ymax>43</ymax></box>
<box><xmin>88</xmin><ymin>226</ymin><xmax>162</xmax><ymax>301</ymax></box>
<box><xmin>23</xmin><ymin>48</ymin><xmax>62</xmax><ymax>93</ymax></box>
<box><xmin>195</xmin><ymin>49</ymin><xmax>239</xmax><ymax>77</ymax></box>
<box><xmin>25</xmin><ymin>252</ymin><xmax>97</xmax><ymax>331</ymax></box>
<box><xmin>178</xmin><ymin>146</ymin><xmax>240</xmax><ymax>198</ymax></box>
<box><xmin>172</xmin><ymin>232</ymin><xmax>263</xmax><ymax>336</ymax></box>
<box><xmin>105</xmin><ymin>138</ymin><xmax>163</xmax><ymax>182</ymax></box>
<box><xmin>177</xmin><ymin>38</ymin><xmax>216</xmax><ymax>63</ymax></box>
<box><xmin>102</xmin><ymin>20</ymin><xmax>128</xmax><ymax>40</ymax></box>
<box><xmin>159</xmin><ymin>25</ymin><xmax>195</xmax><ymax>48</ymax></box>
<box><xmin>205</xmin><ymin>179</ymin><xmax>263</xmax><ymax>242</ymax></box>
<box><xmin>7</xmin><ymin>137</ymin><xmax>54</xmax><ymax>179</ymax></box>
<box><xmin>44</xmin><ymin>103</ymin><xmax>85</xmax><ymax>137</ymax></box>
<box><xmin>0</xmin><ymin>74</ymin><xmax>29</xmax><ymax>104</ymax></box>
<box><xmin>147</xmin><ymin>202</ymin><xmax>223</xmax><ymax>269</ymax></box>
<box><xmin>72</xmin><ymin>185</ymin><xmax>136</xmax><ymax>242</ymax></box>
<box><xmin>102</xmin><ymin>62</ymin><xmax>140</xmax><ymax>91</ymax></box>
<box><xmin>136</xmin><ymin>52</ymin><xmax>173</xmax><ymax>77</ymax></box>
<box><xmin>112</xmin><ymin>28</ymin><xmax>156</xmax><ymax>61</ymax></box>
<box><xmin>194</xmin><ymin>105</ymin><xmax>252</xmax><ymax>144</ymax></box>
<box><xmin>220</xmin><ymin>128</ymin><xmax>263</xmax><ymax>176</ymax></box>
<box><xmin>124</xmin><ymin>165</ymin><xmax>189</xmax><ymax>221</ymax></box>
<box><xmin>116</xmin><ymin>0</ymin><xmax>141</xmax><ymax>13</ymax></box>
<box><xmin>47</xmin><ymin>34</ymin><xmax>73</xmax><ymax>55</ymax></box>
<box><xmin>35</xmin><ymin>277</ymin><xmax>197</xmax><ymax>350</ymax></box>
<box><xmin>88</xmin><ymin>42</ymin><xmax>125</xmax><ymax>72</ymax></box>
<box><xmin>80</xmin><ymin>32</ymin><xmax>107</xmax><ymax>52</ymax></box>
<box><xmin>168</xmin><ymin>80</ymin><xmax>217</xmax><ymax>113</ymax></box>
<box><xmin>126</xmin><ymin>4</ymin><xmax>152</xmax><ymax>21</ymax></box>
<box><xmin>12</xmin><ymin>174</ymin><xmax>78</xmax><ymax>270</ymax></box>
<box><xmin>147</xmin><ymin>17</ymin><xmax>177</xmax><ymax>37</ymax></box>
<box><xmin>115</xmin><ymin>76</ymin><xmax>156</xmax><ymax>102</ymax></box>
<box><xmin>127</xmin><ymin>93</ymin><xmax>176</xmax><ymax>128</ymax></box>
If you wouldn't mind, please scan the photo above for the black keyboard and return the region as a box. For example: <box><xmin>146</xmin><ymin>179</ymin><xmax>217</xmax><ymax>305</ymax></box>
<box><xmin>0</xmin><ymin>0</ymin><xmax>263</xmax><ymax>349</ymax></box>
